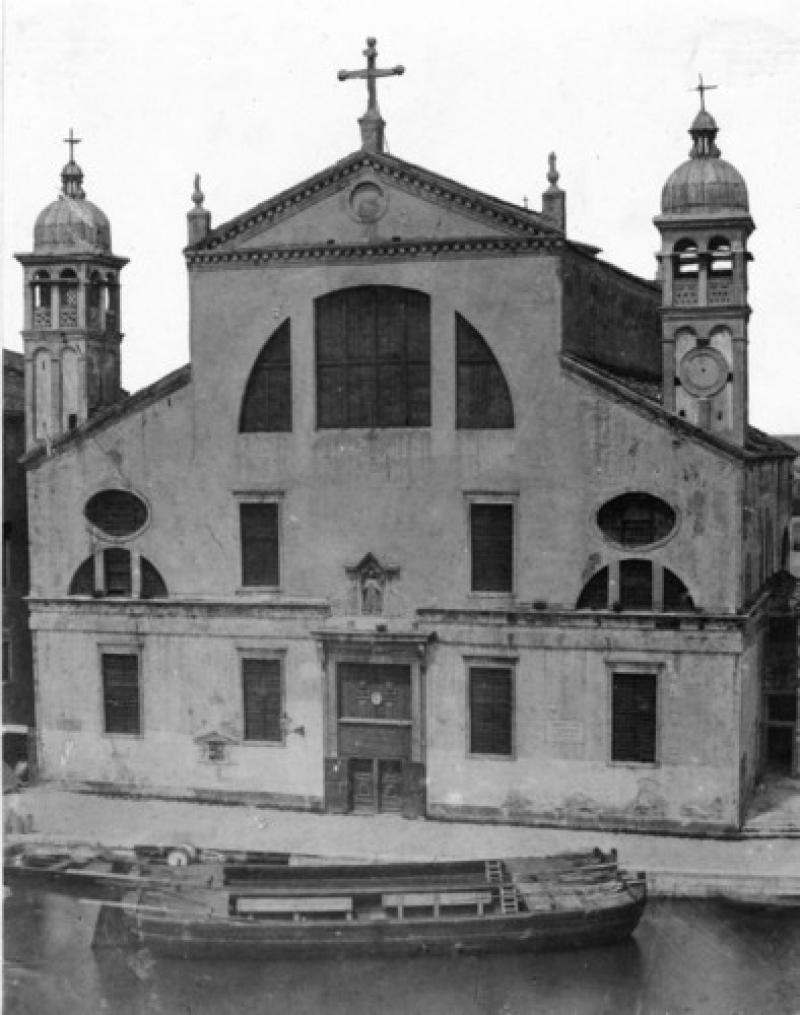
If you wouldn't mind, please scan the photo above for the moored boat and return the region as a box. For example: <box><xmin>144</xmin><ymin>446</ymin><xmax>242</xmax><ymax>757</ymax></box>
<box><xmin>3</xmin><ymin>841</ymin><xmax>294</xmax><ymax>899</ymax></box>
<box><xmin>107</xmin><ymin>850</ymin><xmax>647</xmax><ymax>959</ymax></box>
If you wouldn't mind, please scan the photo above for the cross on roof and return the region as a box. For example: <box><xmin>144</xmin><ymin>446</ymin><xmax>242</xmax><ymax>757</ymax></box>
<box><xmin>693</xmin><ymin>74</ymin><xmax>718</xmax><ymax>112</ymax></box>
<box><xmin>62</xmin><ymin>128</ymin><xmax>82</xmax><ymax>162</ymax></box>
<box><xmin>338</xmin><ymin>37</ymin><xmax>404</xmax><ymax>115</ymax></box>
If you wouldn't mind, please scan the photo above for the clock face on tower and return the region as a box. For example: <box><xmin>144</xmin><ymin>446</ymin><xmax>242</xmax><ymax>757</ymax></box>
<box><xmin>679</xmin><ymin>347</ymin><xmax>728</xmax><ymax>397</ymax></box>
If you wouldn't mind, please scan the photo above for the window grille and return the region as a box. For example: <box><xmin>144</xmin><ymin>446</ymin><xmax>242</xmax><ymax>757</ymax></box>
<box><xmin>469</xmin><ymin>667</ymin><xmax>512</xmax><ymax>756</ymax></box>
<box><xmin>102</xmin><ymin>653</ymin><xmax>140</xmax><ymax>735</ymax></box>
<box><xmin>103</xmin><ymin>548</ymin><xmax>132</xmax><ymax>596</ymax></box>
<box><xmin>619</xmin><ymin>559</ymin><xmax>652</xmax><ymax>610</ymax></box>
<box><xmin>240</xmin><ymin>503</ymin><xmax>280</xmax><ymax>587</ymax></box>
<box><xmin>242</xmin><ymin>658</ymin><xmax>283</xmax><ymax>742</ymax></box>
<box><xmin>611</xmin><ymin>672</ymin><xmax>656</xmax><ymax>763</ymax></box>
<box><xmin>470</xmin><ymin>504</ymin><xmax>513</xmax><ymax>592</ymax></box>
<box><xmin>316</xmin><ymin>286</ymin><xmax>430</xmax><ymax>428</ymax></box>
<box><xmin>456</xmin><ymin>314</ymin><xmax>514</xmax><ymax>429</ymax></box>
<box><xmin>240</xmin><ymin>320</ymin><xmax>292</xmax><ymax>432</ymax></box>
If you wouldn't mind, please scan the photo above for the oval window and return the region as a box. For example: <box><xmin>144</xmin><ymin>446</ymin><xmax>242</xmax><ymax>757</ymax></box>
<box><xmin>597</xmin><ymin>493</ymin><xmax>676</xmax><ymax>548</ymax></box>
<box><xmin>85</xmin><ymin>489</ymin><xmax>148</xmax><ymax>538</ymax></box>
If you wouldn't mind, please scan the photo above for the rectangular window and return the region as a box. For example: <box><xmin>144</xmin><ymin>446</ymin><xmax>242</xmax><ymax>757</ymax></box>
<box><xmin>102</xmin><ymin>653</ymin><xmax>140</xmax><ymax>735</ymax></box>
<box><xmin>470</xmin><ymin>503</ymin><xmax>513</xmax><ymax>592</ymax></box>
<box><xmin>2</xmin><ymin>640</ymin><xmax>10</xmax><ymax>684</ymax></box>
<box><xmin>240</xmin><ymin>503</ymin><xmax>280</xmax><ymax>587</ymax></box>
<box><xmin>103</xmin><ymin>548</ymin><xmax>132</xmax><ymax>596</ymax></box>
<box><xmin>619</xmin><ymin>559</ymin><xmax>652</xmax><ymax>610</ymax></box>
<box><xmin>242</xmin><ymin>658</ymin><xmax>283</xmax><ymax>742</ymax></box>
<box><xmin>611</xmin><ymin>672</ymin><xmax>657</xmax><ymax>764</ymax></box>
<box><xmin>469</xmin><ymin>666</ymin><xmax>513</xmax><ymax>756</ymax></box>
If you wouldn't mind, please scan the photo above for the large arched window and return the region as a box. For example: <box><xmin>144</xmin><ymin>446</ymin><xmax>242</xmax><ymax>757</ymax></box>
<box><xmin>240</xmin><ymin>320</ymin><xmax>292</xmax><ymax>432</ymax></box>
<box><xmin>456</xmin><ymin>314</ymin><xmax>514</xmax><ymax>429</ymax></box>
<box><xmin>315</xmin><ymin>286</ymin><xmax>431</xmax><ymax>428</ymax></box>
<box><xmin>576</xmin><ymin>561</ymin><xmax>693</xmax><ymax>612</ymax></box>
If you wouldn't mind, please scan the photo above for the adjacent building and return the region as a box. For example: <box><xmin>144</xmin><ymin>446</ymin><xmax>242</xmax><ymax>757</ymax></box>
<box><xmin>17</xmin><ymin>55</ymin><xmax>797</xmax><ymax>832</ymax></box>
<box><xmin>3</xmin><ymin>349</ymin><xmax>34</xmax><ymax>766</ymax></box>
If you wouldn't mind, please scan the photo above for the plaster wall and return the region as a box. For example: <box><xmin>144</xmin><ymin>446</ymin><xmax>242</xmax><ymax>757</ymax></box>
<box><xmin>29</xmin><ymin>603</ymin><xmax>745</xmax><ymax>830</ymax></box>
<box><xmin>30</xmin><ymin>608</ymin><xmax>327</xmax><ymax>804</ymax></box>
<box><xmin>425</xmin><ymin>625</ymin><xmax>741</xmax><ymax>831</ymax></box>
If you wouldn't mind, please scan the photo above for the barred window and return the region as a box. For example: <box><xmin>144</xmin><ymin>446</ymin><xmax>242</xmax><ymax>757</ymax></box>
<box><xmin>597</xmin><ymin>493</ymin><xmax>675</xmax><ymax>548</ymax></box>
<box><xmin>456</xmin><ymin>314</ymin><xmax>514</xmax><ymax>429</ymax></box>
<box><xmin>619</xmin><ymin>559</ymin><xmax>652</xmax><ymax>610</ymax></box>
<box><xmin>469</xmin><ymin>666</ymin><xmax>513</xmax><ymax>756</ymax></box>
<box><xmin>611</xmin><ymin>672</ymin><xmax>656</xmax><ymax>764</ymax></box>
<box><xmin>140</xmin><ymin>558</ymin><xmax>168</xmax><ymax>599</ymax></box>
<box><xmin>104</xmin><ymin>548</ymin><xmax>132</xmax><ymax>597</ymax></box>
<box><xmin>240</xmin><ymin>503</ymin><xmax>280</xmax><ymax>587</ymax></box>
<box><xmin>85</xmin><ymin>490</ymin><xmax>148</xmax><ymax>537</ymax></box>
<box><xmin>242</xmin><ymin>658</ymin><xmax>283</xmax><ymax>742</ymax></box>
<box><xmin>316</xmin><ymin>286</ymin><xmax>430</xmax><ymax>428</ymax></box>
<box><xmin>239</xmin><ymin>320</ymin><xmax>292</xmax><ymax>432</ymax></box>
<box><xmin>68</xmin><ymin>554</ymin><xmax>168</xmax><ymax>598</ymax></box>
<box><xmin>102</xmin><ymin>653</ymin><xmax>140</xmax><ymax>735</ymax></box>
<box><xmin>470</xmin><ymin>503</ymin><xmax>513</xmax><ymax>593</ymax></box>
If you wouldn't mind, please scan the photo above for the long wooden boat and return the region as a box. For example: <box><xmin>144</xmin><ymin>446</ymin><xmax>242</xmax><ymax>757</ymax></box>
<box><xmin>3</xmin><ymin>841</ymin><xmax>294</xmax><ymax>899</ymax></box>
<box><xmin>103</xmin><ymin>850</ymin><xmax>647</xmax><ymax>959</ymax></box>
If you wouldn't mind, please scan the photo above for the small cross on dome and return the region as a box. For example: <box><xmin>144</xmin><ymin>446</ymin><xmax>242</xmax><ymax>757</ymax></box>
<box><xmin>693</xmin><ymin>74</ymin><xmax>718</xmax><ymax>112</ymax></box>
<box><xmin>62</xmin><ymin>128</ymin><xmax>82</xmax><ymax>162</ymax></box>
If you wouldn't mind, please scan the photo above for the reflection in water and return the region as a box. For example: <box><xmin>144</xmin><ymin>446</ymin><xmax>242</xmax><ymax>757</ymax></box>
<box><xmin>4</xmin><ymin>890</ymin><xmax>799</xmax><ymax>1015</ymax></box>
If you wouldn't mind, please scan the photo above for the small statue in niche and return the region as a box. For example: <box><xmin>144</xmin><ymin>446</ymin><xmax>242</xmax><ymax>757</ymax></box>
<box><xmin>361</xmin><ymin>570</ymin><xmax>384</xmax><ymax>615</ymax></box>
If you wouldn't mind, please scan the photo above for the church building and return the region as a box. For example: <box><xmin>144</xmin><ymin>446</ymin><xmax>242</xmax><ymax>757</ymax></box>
<box><xmin>18</xmin><ymin>43</ymin><xmax>797</xmax><ymax>833</ymax></box>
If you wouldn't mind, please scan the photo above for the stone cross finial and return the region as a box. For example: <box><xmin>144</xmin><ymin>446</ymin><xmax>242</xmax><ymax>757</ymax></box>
<box><xmin>63</xmin><ymin>127</ymin><xmax>82</xmax><ymax>162</ymax></box>
<box><xmin>693</xmin><ymin>74</ymin><xmax>718</xmax><ymax>112</ymax></box>
<box><xmin>338</xmin><ymin>37</ymin><xmax>404</xmax><ymax>152</ymax></box>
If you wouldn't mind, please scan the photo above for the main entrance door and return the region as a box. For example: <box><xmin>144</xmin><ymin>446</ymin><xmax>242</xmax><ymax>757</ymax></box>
<box><xmin>336</xmin><ymin>662</ymin><xmax>412</xmax><ymax>814</ymax></box>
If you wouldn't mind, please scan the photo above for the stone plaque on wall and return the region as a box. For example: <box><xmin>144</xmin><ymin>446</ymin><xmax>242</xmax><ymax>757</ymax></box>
<box><xmin>547</xmin><ymin>721</ymin><xmax>584</xmax><ymax>744</ymax></box>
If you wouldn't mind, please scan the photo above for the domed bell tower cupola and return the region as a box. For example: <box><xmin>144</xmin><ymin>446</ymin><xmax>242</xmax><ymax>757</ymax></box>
<box><xmin>654</xmin><ymin>79</ymin><xmax>754</xmax><ymax>446</ymax></box>
<box><xmin>15</xmin><ymin>130</ymin><xmax>129</xmax><ymax>450</ymax></box>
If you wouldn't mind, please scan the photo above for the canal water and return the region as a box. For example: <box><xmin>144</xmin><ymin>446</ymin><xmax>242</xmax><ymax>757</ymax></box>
<box><xmin>4</xmin><ymin>889</ymin><xmax>799</xmax><ymax>1014</ymax></box>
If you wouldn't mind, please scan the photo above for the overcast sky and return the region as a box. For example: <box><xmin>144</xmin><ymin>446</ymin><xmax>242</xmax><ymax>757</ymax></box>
<box><xmin>3</xmin><ymin>0</ymin><xmax>799</xmax><ymax>433</ymax></box>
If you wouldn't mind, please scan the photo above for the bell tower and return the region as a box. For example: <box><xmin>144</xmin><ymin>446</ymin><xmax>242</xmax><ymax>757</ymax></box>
<box><xmin>654</xmin><ymin>81</ymin><xmax>754</xmax><ymax>446</ymax></box>
<box><xmin>15</xmin><ymin>131</ymin><xmax>129</xmax><ymax>450</ymax></box>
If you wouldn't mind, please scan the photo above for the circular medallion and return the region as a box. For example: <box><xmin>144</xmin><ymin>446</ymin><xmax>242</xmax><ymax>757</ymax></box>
<box><xmin>348</xmin><ymin>180</ymin><xmax>388</xmax><ymax>223</ymax></box>
<box><xmin>678</xmin><ymin>347</ymin><xmax>728</xmax><ymax>397</ymax></box>
<box><xmin>370</xmin><ymin>691</ymin><xmax>383</xmax><ymax>707</ymax></box>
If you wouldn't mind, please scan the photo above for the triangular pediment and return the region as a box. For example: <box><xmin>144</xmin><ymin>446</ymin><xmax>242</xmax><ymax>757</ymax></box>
<box><xmin>188</xmin><ymin>151</ymin><xmax>562</xmax><ymax>256</ymax></box>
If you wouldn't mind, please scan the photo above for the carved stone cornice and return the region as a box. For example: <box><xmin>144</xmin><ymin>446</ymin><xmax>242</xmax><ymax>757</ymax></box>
<box><xmin>186</xmin><ymin>234</ymin><xmax>563</xmax><ymax>270</ymax></box>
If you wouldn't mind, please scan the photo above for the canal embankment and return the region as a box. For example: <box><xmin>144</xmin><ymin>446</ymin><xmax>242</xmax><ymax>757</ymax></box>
<box><xmin>5</xmin><ymin>780</ymin><xmax>799</xmax><ymax>903</ymax></box>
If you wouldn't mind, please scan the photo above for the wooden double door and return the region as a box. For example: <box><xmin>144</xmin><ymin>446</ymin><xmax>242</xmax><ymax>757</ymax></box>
<box><xmin>350</xmin><ymin>757</ymin><xmax>404</xmax><ymax>813</ymax></box>
<box><xmin>325</xmin><ymin>660</ymin><xmax>425</xmax><ymax>816</ymax></box>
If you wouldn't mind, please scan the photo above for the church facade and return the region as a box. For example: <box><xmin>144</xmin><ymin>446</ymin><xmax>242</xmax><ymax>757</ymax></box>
<box><xmin>18</xmin><ymin>50</ymin><xmax>797</xmax><ymax>833</ymax></box>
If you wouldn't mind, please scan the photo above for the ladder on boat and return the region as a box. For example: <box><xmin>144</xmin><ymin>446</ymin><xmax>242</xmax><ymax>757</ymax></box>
<box><xmin>485</xmin><ymin>860</ymin><xmax>520</xmax><ymax>914</ymax></box>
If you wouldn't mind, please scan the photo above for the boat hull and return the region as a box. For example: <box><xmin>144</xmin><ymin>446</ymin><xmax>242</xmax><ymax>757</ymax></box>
<box><xmin>119</xmin><ymin>889</ymin><xmax>647</xmax><ymax>960</ymax></box>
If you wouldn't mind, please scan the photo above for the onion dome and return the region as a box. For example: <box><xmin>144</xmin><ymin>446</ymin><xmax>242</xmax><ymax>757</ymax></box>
<box><xmin>660</xmin><ymin>106</ymin><xmax>749</xmax><ymax>218</ymax></box>
<box><xmin>33</xmin><ymin>159</ymin><xmax>112</xmax><ymax>254</ymax></box>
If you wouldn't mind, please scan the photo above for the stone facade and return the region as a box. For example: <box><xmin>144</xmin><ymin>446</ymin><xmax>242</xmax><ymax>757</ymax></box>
<box><xmin>20</xmin><ymin>95</ymin><xmax>797</xmax><ymax>832</ymax></box>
